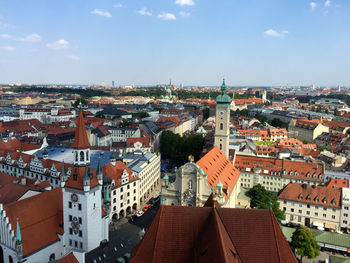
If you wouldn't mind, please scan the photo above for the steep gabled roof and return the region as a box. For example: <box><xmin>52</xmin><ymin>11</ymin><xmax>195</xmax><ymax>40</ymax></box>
<box><xmin>197</xmin><ymin>146</ymin><xmax>240</xmax><ymax>200</ymax></box>
<box><xmin>3</xmin><ymin>188</ymin><xmax>63</xmax><ymax>256</ymax></box>
<box><xmin>72</xmin><ymin>111</ymin><xmax>90</xmax><ymax>149</ymax></box>
<box><xmin>130</xmin><ymin>205</ymin><xmax>297</xmax><ymax>263</ymax></box>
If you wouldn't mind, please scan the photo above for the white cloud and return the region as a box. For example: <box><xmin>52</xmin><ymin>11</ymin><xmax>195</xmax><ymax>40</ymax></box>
<box><xmin>264</xmin><ymin>29</ymin><xmax>288</xmax><ymax>37</ymax></box>
<box><xmin>179</xmin><ymin>11</ymin><xmax>190</xmax><ymax>17</ymax></box>
<box><xmin>158</xmin><ymin>13</ymin><xmax>176</xmax><ymax>20</ymax></box>
<box><xmin>113</xmin><ymin>4</ymin><xmax>123</xmax><ymax>8</ymax></box>
<box><xmin>66</xmin><ymin>55</ymin><xmax>80</xmax><ymax>61</ymax></box>
<box><xmin>46</xmin><ymin>39</ymin><xmax>69</xmax><ymax>50</ymax></box>
<box><xmin>310</xmin><ymin>2</ymin><xmax>317</xmax><ymax>10</ymax></box>
<box><xmin>325</xmin><ymin>0</ymin><xmax>331</xmax><ymax>7</ymax></box>
<box><xmin>136</xmin><ymin>7</ymin><xmax>152</xmax><ymax>16</ymax></box>
<box><xmin>175</xmin><ymin>0</ymin><xmax>195</xmax><ymax>6</ymax></box>
<box><xmin>137</xmin><ymin>8</ymin><xmax>152</xmax><ymax>16</ymax></box>
<box><xmin>90</xmin><ymin>9</ymin><xmax>112</xmax><ymax>18</ymax></box>
<box><xmin>0</xmin><ymin>45</ymin><xmax>15</xmax><ymax>51</ymax></box>
<box><xmin>0</xmin><ymin>34</ymin><xmax>12</xmax><ymax>39</ymax></box>
<box><xmin>17</xmin><ymin>33</ymin><xmax>42</xmax><ymax>42</ymax></box>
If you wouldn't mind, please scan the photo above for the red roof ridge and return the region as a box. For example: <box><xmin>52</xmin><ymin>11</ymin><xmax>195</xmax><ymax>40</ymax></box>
<box><xmin>269</xmin><ymin>209</ymin><xmax>283</xmax><ymax>263</ymax></box>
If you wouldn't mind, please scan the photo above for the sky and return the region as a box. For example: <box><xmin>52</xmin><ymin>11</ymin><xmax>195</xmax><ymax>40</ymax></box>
<box><xmin>0</xmin><ymin>0</ymin><xmax>350</xmax><ymax>86</ymax></box>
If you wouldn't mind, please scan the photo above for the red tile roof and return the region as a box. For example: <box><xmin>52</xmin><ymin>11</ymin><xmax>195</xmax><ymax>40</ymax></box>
<box><xmin>278</xmin><ymin>183</ymin><xmax>341</xmax><ymax>208</ymax></box>
<box><xmin>196</xmin><ymin>146</ymin><xmax>240</xmax><ymax>200</ymax></box>
<box><xmin>64</xmin><ymin>166</ymin><xmax>99</xmax><ymax>190</ymax></box>
<box><xmin>72</xmin><ymin>111</ymin><xmax>90</xmax><ymax>149</ymax></box>
<box><xmin>57</xmin><ymin>253</ymin><xmax>79</xmax><ymax>263</ymax></box>
<box><xmin>3</xmin><ymin>188</ymin><xmax>63</xmax><ymax>256</ymax></box>
<box><xmin>0</xmin><ymin>139</ymin><xmax>41</xmax><ymax>152</ymax></box>
<box><xmin>326</xmin><ymin>178</ymin><xmax>349</xmax><ymax>189</ymax></box>
<box><xmin>234</xmin><ymin>155</ymin><xmax>324</xmax><ymax>181</ymax></box>
<box><xmin>130</xmin><ymin>205</ymin><xmax>296</xmax><ymax>263</ymax></box>
<box><xmin>102</xmin><ymin>161</ymin><xmax>138</xmax><ymax>188</ymax></box>
<box><xmin>126</xmin><ymin>137</ymin><xmax>150</xmax><ymax>147</ymax></box>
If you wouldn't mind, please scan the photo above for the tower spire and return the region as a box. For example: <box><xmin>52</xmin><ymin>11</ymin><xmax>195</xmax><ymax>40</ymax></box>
<box><xmin>72</xmin><ymin>111</ymin><xmax>90</xmax><ymax>149</ymax></box>
<box><xmin>16</xmin><ymin>218</ymin><xmax>22</xmax><ymax>243</ymax></box>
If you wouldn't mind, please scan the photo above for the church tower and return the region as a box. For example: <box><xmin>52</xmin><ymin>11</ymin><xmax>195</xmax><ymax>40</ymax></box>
<box><xmin>214</xmin><ymin>79</ymin><xmax>231</xmax><ymax>158</ymax></box>
<box><xmin>62</xmin><ymin>111</ymin><xmax>108</xmax><ymax>253</ymax></box>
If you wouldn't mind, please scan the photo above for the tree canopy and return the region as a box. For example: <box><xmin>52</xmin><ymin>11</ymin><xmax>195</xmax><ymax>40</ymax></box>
<box><xmin>247</xmin><ymin>184</ymin><xmax>285</xmax><ymax>222</ymax></box>
<box><xmin>160</xmin><ymin>130</ymin><xmax>204</xmax><ymax>166</ymax></box>
<box><xmin>291</xmin><ymin>226</ymin><xmax>320</xmax><ymax>260</ymax></box>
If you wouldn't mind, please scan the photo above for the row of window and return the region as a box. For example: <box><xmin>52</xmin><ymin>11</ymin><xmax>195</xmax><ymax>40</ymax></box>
<box><xmin>69</xmin><ymin>239</ymin><xmax>83</xmax><ymax>249</ymax></box>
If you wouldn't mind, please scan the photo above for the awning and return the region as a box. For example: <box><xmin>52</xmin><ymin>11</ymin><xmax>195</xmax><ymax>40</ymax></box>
<box><xmin>312</xmin><ymin>221</ymin><xmax>324</xmax><ymax>228</ymax></box>
<box><xmin>324</xmin><ymin>224</ymin><xmax>336</xmax><ymax>230</ymax></box>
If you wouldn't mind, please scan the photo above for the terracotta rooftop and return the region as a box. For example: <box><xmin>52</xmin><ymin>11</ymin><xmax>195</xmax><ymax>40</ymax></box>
<box><xmin>234</xmin><ymin>155</ymin><xmax>324</xmax><ymax>181</ymax></box>
<box><xmin>278</xmin><ymin>183</ymin><xmax>341</xmax><ymax>208</ymax></box>
<box><xmin>102</xmin><ymin>161</ymin><xmax>138</xmax><ymax>188</ymax></box>
<box><xmin>126</xmin><ymin>137</ymin><xmax>150</xmax><ymax>148</ymax></box>
<box><xmin>326</xmin><ymin>178</ymin><xmax>349</xmax><ymax>189</ymax></box>
<box><xmin>56</xmin><ymin>253</ymin><xmax>79</xmax><ymax>263</ymax></box>
<box><xmin>197</xmin><ymin>146</ymin><xmax>240</xmax><ymax>200</ymax></box>
<box><xmin>65</xmin><ymin>166</ymin><xmax>99</xmax><ymax>190</ymax></box>
<box><xmin>3</xmin><ymin>188</ymin><xmax>63</xmax><ymax>256</ymax></box>
<box><xmin>72</xmin><ymin>111</ymin><xmax>91</xmax><ymax>149</ymax></box>
<box><xmin>130</xmin><ymin>205</ymin><xmax>296</xmax><ymax>263</ymax></box>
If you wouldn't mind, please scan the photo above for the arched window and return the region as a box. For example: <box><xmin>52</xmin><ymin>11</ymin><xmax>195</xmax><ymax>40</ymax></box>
<box><xmin>75</xmin><ymin>152</ymin><xmax>78</xmax><ymax>162</ymax></box>
<box><xmin>80</xmin><ymin>151</ymin><xmax>84</xmax><ymax>162</ymax></box>
<box><xmin>9</xmin><ymin>255</ymin><xmax>13</xmax><ymax>263</ymax></box>
<box><xmin>220</xmin><ymin>144</ymin><xmax>222</xmax><ymax>150</ymax></box>
<box><xmin>86</xmin><ymin>151</ymin><xmax>89</xmax><ymax>161</ymax></box>
<box><xmin>49</xmin><ymin>253</ymin><xmax>55</xmax><ymax>261</ymax></box>
<box><xmin>188</xmin><ymin>180</ymin><xmax>193</xmax><ymax>190</ymax></box>
<box><xmin>220</xmin><ymin>123</ymin><xmax>223</xmax><ymax>130</ymax></box>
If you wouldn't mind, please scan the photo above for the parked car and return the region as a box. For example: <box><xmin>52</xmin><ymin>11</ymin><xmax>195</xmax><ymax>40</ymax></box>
<box><xmin>143</xmin><ymin>204</ymin><xmax>151</xmax><ymax>212</ymax></box>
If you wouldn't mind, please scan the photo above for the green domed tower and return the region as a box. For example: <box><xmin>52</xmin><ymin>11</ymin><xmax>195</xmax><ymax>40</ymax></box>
<box><xmin>214</xmin><ymin>79</ymin><xmax>231</xmax><ymax>158</ymax></box>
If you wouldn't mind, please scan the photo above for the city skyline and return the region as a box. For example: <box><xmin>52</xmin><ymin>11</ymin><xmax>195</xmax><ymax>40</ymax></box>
<box><xmin>0</xmin><ymin>0</ymin><xmax>350</xmax><ymax>86</ymax></box>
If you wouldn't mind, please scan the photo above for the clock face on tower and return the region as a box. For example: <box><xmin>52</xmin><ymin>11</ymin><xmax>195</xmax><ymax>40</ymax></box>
<box><xmin>71</xmin><ymin>193</ymin><xmax>79</xmax><ymax>203</ymax></box>
<box><xmin>219</xmin><ymin>111</ymin><xmax>224</xmax><ymax>116</ymax></box>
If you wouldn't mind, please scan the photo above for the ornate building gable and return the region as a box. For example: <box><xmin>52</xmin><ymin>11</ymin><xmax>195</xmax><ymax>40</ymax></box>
<box><xmin>50</xmin><ymin>163</ymin><xmax>58</xmax><ymax>177</ymax></box>
<box><xmin>6</xmin><ymin>152</ymin><xmax>13</xmax><ymax>165</ymax></box>
<box><xmin>17</xmin><ymin>155</ymin><xmax>26</xmax><ymax>169</ymax></box>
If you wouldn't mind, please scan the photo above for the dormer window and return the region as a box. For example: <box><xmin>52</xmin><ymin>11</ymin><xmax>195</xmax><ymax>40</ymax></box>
<box><xmin>295</xmin><ymin>172</ymin><xmax>298</xmax><ymax>176</ymax></box>
<box><xmin>298</xmin><ymin>194</ymin><xmax>303</xmax><ymax>200</ymax></box>
<box><xmin>331</xmin><ymin>199</ymin><xmax>336</xmax><ymax>205</ymax></box>
<box><xmin>306</xmin><ymin>195</ymin><xmax>311</xmax><ymax>201</ymax></box>
<box><xmin>323</xmin><ymin>198</ymin><xmax>327</xmax><ymax>204</ymax></box>
<box><xmin>314</xmin><ymin>196</ymin><xmax>319</xmax><ymax>202</ymax></box>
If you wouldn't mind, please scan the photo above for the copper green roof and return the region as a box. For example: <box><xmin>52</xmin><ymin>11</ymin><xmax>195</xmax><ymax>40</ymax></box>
<box><xmin>16</xmin><ymin>218</ymin><xmax>22</xmax><ymax>243</ymax></box>
<box><xmin>216</xmin><ymin>79</ymin><xmax>231</xmax><ymax>104</ymax></box>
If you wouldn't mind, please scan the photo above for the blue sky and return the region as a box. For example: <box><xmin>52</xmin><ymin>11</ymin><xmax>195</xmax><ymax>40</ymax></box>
<box><xmin>0</xmin><ymin>0</ymin><xmax>349</xmax><ymax>86</ymax></box>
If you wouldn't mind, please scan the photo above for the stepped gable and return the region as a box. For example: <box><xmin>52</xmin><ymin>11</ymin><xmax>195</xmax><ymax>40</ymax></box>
<box><xmin>3</xmin><ymin>188</ymin><xmax>63</xmax><ymax>256</ymax></box>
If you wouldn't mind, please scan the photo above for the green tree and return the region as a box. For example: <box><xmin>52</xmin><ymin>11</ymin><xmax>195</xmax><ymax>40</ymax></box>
<box><xmin>255</xmin><ymin>113</ymin><xmax>267</xmax><ymax>124</ymax></box>
<box><xmin>202</xmin><ymin>108</ymin><xmax>210</xmax><ymax>120</ymax></box>
<box><xmin>334</xmin><ymin>107</ymin><xmax>339</xmax><ymax>116</ymax></box>
<box><xmin>159</xmin><ymin>131</ymin><xmax>204</xmax><ymax>166</ymax></box>
<box><xmin>132</xmin><ymin>111</ymin><xmax>150</xmax><ymax>119</ymax></box>
<box><xmin>247</xmin><ymin>184</ymin><xmax>285</xmax><ymax>223</ymax></box>
<box><xmin>95</xmin><ymin>112</ymin><xmax>106</xmax><ymax>119</ymax></box>
<box><xmin>316</xmin><ymin>106</ymin><xmax>322</xmax><ymax>113</ymax></box>
<box><xmin>73</xmin><ymin>96</ymin><xmax>89</xmax><ymax>107</ymax></box>
<box><xmin>291</xmin><ymin>226</ymin><xmax>320</xmax><ymax>261</ymax></box>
